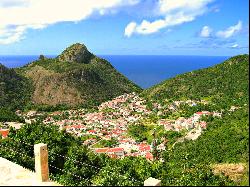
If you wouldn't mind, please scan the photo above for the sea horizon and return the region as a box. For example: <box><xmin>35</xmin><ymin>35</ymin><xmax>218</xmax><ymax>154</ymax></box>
<box><xmin>0</xmin><ymin>55</ymin><xmax>230</xmax><ymax>89</ymax></box>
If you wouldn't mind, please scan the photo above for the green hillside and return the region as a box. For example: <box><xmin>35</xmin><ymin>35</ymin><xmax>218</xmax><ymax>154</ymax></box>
<box><xmin>142</xmin><ymin>54</ymin><xmax>249</xmax><ymax>110</ymax></box>
<box><xmin>14</xmin><ymin>43</ymin><xmax>141</xmax><ymax>109</ymax></box>
<box><xmin>0</xmin><ymin>64</ymin><xmax>33</xmax><ymax>110</ymax></box>
<box><xmin>0</xmin><ymin>54</ymin><xmax>249</xmax><ymax>185</ymax></box>
<box><xmin>161</xmin><ymin>105</ymin><xmax>249</xmax><ymax>186</ymax></box>
<box><xmin>141</xmin><ymin>54</ymin><xmax>249</xmax><ymax>185</ymax></box>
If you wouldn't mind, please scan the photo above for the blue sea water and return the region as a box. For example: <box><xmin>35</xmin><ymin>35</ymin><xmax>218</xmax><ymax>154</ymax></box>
<box><xmin>0</xmin><ymin>55</ymin><xmax>229</xmax><ymax>89</ymax></box>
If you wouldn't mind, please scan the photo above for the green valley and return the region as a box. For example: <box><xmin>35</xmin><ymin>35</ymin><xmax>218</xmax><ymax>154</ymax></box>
<box><xmin>0</xmin><ymin>54</ymin><xmax>249</xmax><ymax>186</ymax></box>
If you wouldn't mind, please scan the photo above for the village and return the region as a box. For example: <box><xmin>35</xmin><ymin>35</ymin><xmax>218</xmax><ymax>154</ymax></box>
<box><xmin>0</xmin><ymin>92</ymin><xmax>224</xmax><ymax>161</ymax></box>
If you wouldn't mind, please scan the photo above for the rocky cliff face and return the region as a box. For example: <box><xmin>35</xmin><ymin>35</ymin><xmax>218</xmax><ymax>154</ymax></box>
<box><xmin>57</xmin><ymin>43</ymin><xmax>93</xmax><ymax>64</ymax></box>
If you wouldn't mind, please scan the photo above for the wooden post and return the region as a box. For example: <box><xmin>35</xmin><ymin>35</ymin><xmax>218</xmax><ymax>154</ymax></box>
<box><xmin>34</xmin><ymin>143</ymin><xmax>49</xmax><ymax>182</ymax></box>
<box><xmin>144</xmin><ymin>177</ymin><xmax>161</xmax><ymax>186</ymax></box>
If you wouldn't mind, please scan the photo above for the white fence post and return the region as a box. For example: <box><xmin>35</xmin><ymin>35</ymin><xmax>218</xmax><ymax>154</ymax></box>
<box><xmin>34</xmin><ymin>143</ymin><xmax>49</xmax><ymax>182</ymax></box>
<box><xmin>144</xmin><ymin>177</ymin><xmax>161</xmax><ymax>186</ymax></box>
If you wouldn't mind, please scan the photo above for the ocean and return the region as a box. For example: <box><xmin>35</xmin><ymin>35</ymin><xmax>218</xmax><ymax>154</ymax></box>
<box><xmin>0</xmin><ymin>55</ymin><xmax>229</xmax><ymax>89</ymax></box>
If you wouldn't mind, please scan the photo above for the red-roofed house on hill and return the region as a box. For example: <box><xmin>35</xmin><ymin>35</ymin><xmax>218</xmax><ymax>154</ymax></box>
<box><xmin>196</xmin><ymin>111</ymin><xmax>211</xmax><ymax>115</ymax></box>
<box><xmin>138</xmin><ymin>144</ymin><xmax>151</xmax><ymax>152</ymax></box>
<box><xmin>94</xmin><ymin>147</ymin><xmax>124</xmax><ymax>157</ymax></box>
<box><xmin>94</xmin><ymin>148</ymin><xmax>109</xmax><ymax>154</ymax></box>
<box><xmin>106</xmin><ymin>147</ymin><xmax>124</xmax><ymax>157</ymax></box>
<box><xmin>88</xmin><ymin>130</ymin><xmax>97</xmax><ymax>135</ymax></box>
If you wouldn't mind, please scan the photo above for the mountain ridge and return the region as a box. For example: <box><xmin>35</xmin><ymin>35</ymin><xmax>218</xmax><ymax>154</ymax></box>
<box><xmin>1</xmin><ymin>43</ymin><xmax>142</xmax><ymax>110</ymax></box>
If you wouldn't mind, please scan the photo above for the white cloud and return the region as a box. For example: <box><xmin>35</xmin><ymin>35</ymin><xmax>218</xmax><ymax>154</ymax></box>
<box><xmin>230</xmin><ymin>44</ymin><xmax>239</xmax><ymax>48</ymax></box>
<box><xmin>0</xmin><ymin>25</ymin><xmax>26</xmax><ymax>44</ymax></box>
<box><xmin>0</xmin><ymin>0</ymin><xmax>139</xmax><ymax>44</ymax></box>
<box><xmin>125</xmin><ymin>0</ymin><xmax>214</xmax><ymax>37</ymax></box>
<box><xmin>216</xmin><ymin>21</ymin><xmax>243</xmax><ymax>38</ymax></box>
<box><xmin>200</xmin><ymin>26</ymin><xmax>212</xmax><ymax>38</ymax></box>
<box><xmin>124</xmin><ymin>22</ymin><xmax>137</xmax><ymax>37</ymax></box>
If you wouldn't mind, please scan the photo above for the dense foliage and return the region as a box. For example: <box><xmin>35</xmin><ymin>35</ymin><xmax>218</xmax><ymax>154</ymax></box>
<box><xmin>0</xmin><ymin>64</ymin><xmax>33</xmax><ymax>110</ymax></box>
<box><xmin>0</xmin><ymin>122</ymin><xmax>235</xmax><ymax>186</ymax></box>
<box><xmin>128</xmin><ymin>123</ymin><xmax>153</xmax><ymax>143</ymax></box>
<box><xmin>142</xmin><ymin>54</ymin><xmax>249</xmax><ymax>111</ymax></box>
<box><xmin>92</xmin><ymin>138</ymin><xmax>118</xmax><ymax>148</ymax></box>
<box><xmin>0</xmin><ymin>108</ymin><xmax>24</xmax><ymax>122</ymax></box>
<box><xmin>160</xmin><ymin>106</ymin><xmax>249</xmax><ymax>186</ymax></box>
<box><xmin>168</xmin><ymin>107</ymin><xmax>249</xmax><ymax>164</ymax></box>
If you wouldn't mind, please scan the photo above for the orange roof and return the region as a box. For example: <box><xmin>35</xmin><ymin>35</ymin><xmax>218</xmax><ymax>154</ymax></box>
<box><xmin>94</xmin><ymin>148</ymin><xmax>109</xmax><ymax>153</ymax></box>
<box><xmin>106</xmin><ymin>147</ymin><xmax>124</xmax><ymax>153</ymax></box>
<box><xmin>0</xmin><ymin>129</ymin><xmax>9</xmax><ymax>138</ymax></box>
<box><xmin>145</xmin><ymin>152</ymin><xmax>153</xmax><ymax>160</ymax></box>
<box><xmin>138</xmin><ymin>143</ymin><xmax>148</xmax><ymax>147</ymax></box>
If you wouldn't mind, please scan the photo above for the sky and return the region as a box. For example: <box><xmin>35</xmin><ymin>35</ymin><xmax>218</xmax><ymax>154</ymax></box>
<box><xmin>0</xmin><ymin>0</ymin><xmax>249</xmax><ymax>56</ymax></box>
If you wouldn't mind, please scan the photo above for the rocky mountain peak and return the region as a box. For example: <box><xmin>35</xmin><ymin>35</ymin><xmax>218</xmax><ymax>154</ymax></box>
<box><xmin>57</xmin><ymin>43</ymin><xmax>93</xmax><ymax>63</ymax></box>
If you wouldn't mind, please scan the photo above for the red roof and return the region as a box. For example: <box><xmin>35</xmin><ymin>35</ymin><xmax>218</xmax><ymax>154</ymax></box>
<box><xmin>88</xmin><ymin>130</ymin><xmax>96</xmax><ymax>133</ymax></box>
<box><xmin>145</xmin><ymin>152</ymin><xmax>153</xmax><ymax>160</ymax></box>
<box><xmin>94</xmin><ymin>148</ymin><xmax>109</xmax><ymax>153</ymax></box>
<box><xmin>138</xmin><ymin>143</ymin><xmax>148</xmax><ymax>147</ymax></box>
<box><xmin>138</xmin><ymin>145</ymin><xmax>151</xmax><ymax>152</ymax></box>
<box><xmin>107</xmin><ymin>147</ymin><xmax>124</xmax><ymax>153</ymax></box>
<box><xmin>73</xmin><ymin>124</ymin><xmax>84</xmax><ymax>128</ymax></box>
<box><xmin>65</xmin><ymin>125</ymin><xmax>85</xmax><ymax>129</ymax></box>
<box><xmin>0</xmin><ymin>129</ymin><xmax>9</xmax><ymax>138</ymax></box>
<box><xmin>203</xmin><ymin>111</ymin><xmax>211</xmax><ymax>114</ymax></box>
<box><xmin>196</xmin><ymin>111</ymin><xmax>210</xmax><ymax>115</ymax></box>
<box><xmin>95</xmin><ymin>147</ymin><xmax>124</xmax><ymax>154</ymax></box>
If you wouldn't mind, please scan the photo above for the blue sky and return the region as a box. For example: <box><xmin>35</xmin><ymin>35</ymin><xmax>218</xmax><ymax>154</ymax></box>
<box><xmin>0</xmin><ymin>0</ymin><xmax>249</xmax><ymax>56</ymax></box>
